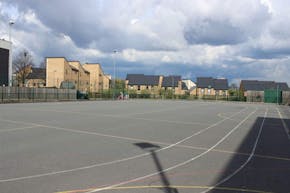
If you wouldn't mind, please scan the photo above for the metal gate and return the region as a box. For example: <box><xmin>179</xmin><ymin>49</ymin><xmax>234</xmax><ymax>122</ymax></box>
<box><xmin>264</xmin><ymin>89</ymin><xmax>282</xmax><ymax>104</ymax></box>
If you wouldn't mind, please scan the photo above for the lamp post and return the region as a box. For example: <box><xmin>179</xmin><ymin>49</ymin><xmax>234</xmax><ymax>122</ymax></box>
<box><xmin>53</xmin><ymin>70</ymin><xmax>57</xmax><ymax>87</ymax></box>
<box><xmin>8</xmin><ymin>20</ymin><xmax>14</xmax><ymax>87</ymax></box>
<box><xmin>277</xmin><ymin>84</ymin><xmax>279</xmax><ymax>105</ymax></box>
<box><xmin>112</xmin><ymin>50</ymin><xmax>117</xmax><ymax>100</ymax></box>
<box><xmin>171</xmin><ymin>75</ymin><xmax>174</xmax><ymax>99</ymax></box>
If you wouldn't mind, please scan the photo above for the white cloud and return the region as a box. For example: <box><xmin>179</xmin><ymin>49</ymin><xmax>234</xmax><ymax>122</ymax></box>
<box><xmin>1</xmin><ymin>0</ymin><xmax>290</xmax><ymax>84</ymax></box>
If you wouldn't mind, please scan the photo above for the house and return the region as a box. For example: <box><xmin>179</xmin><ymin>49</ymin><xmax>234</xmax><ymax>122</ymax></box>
<box><xmin>26</xmin><ymin>67</ymin><xmax>46</xmax><ymax>87</ymax></box>
<box><xmin>67</xmin><ymin>61</ymin><xmax>90</xmax><ymax>92</ymax></box>
<box><xmin>196</xmin><ymin>77</ymin><xmax>229</xmax><ymax>96</ymax></box>
<box><xmin>161</xmin><ymin>76</ymin><xmax>182</xmax><ymax>95</ymax></box>
<box><xmin>83</xmin><ymin>63</ymin><xmax>110</xmax><ymax>93</ymax></box>
<box><xmin>181</xmin><ymin>79</ymin><xmax>196</xmax><ymax>95</ymax></box>
<box><xmin>125</xmin><ymin>74</ymin><xmax>184</xmax><ymax>95</ymax></box>
<box><xmin>125</xmin><ymin>74</ymin><xmax>161</xmax><ymax>94</ymax></box>
<box><xmin>46</xmin><ymin>57</ymin><xmax>110</xmax><ymax>93</ymax></box>
<box><xmin>46</xmin><ymin>58</ymin><xmax>89</xmax><ymax>92</ymax></box>
<box><xmin>240</xmin><ymin>80</ymin><xmax>289</xmax><ymax>97</ymax></box>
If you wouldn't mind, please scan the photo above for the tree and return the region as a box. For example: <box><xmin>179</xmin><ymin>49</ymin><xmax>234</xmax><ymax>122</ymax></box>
<box><xmin>114</xmin><ymin>79</ymin><xmax>125</xmax><ymax>90</ymax></box>
<box><xmin>39</xmin><ymin>59</ymin><xmax>46</xmax><ymax>68</ymax></box>
<box><xmin>13</xmin><ymin>49</ymin><xmax>34</xmax><ymax>87</ymax></box>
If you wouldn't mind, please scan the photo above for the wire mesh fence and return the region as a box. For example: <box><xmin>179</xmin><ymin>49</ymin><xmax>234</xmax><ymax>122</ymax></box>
<box><xmin>0</xmin><ymin>87</ymin><xmax>77</xmax><ymax>103</ymax></box>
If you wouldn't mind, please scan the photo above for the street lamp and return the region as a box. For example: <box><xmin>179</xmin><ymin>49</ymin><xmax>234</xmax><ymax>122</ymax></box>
<box><xmin>171</xmin><ymin>75</ymin><xmax>174</xmax><ymax>99</ymax></box>
<box><xmin>112</xmin><ymin>50</ymin><xmax>117</xmax><ymax>100</ymax></box>
<box><xmin>9</xmin><ymin>20</ymin><xmax>14</xmax><ymax>42</ymax></box>
<box><xmin>8</xmin><ymin>20</ymin><xmax>14</xmax><ymax>87</ymax></box>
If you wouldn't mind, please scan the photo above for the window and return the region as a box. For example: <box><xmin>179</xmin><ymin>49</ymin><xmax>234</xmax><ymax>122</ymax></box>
<box><xmin>208</xmin><ymin>89</ymin><xmax>211</xmax><ymax>95</ymax></box>
<box><xmin>138</xmin><ymin>85</ymin><xmax>140</xmax><ymax>90</ymax></box>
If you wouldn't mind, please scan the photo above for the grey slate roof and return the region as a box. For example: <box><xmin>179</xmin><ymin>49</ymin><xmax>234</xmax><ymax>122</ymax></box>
<box><xmin>276</xmin><ymin>82</ymin><xmax>289</xmax><ymax>90</ymax></box>
<box><xmin>214</xmin><ymin>79</ymin><xmax>229</xmax><ymax>90</ymax></box>
<box><xmin>241</xmin><ymin>80</ymin><xmax>289</xmax><ymax>91</ymax></box>
<box><xmin>26</xmin><ymin>68</ymin><xmax>46</xmax><ymax>79</ymax></box>
<box><xmin>197</xmin><ymin>77</ymin><xmax>214</xmax><ymax>88</ymax></box>
<box><xmin>162</xmin><ymin>76</ymin><xmax>181</xmax><ymax>87</ymax></box>
<box><xmin>197</xmin><ymin>77</ymin><xmax>228</xmax><ymax>90</ymax></box>
<box><xmin>126</xmin><ymin>74</ymin><xmax>160</xmax><ymax>86</ymax></box>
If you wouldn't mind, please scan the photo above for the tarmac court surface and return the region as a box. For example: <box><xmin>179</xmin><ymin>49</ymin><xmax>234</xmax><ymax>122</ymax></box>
<box><xmin>0</xmin><ymin>100</ymin><xmax>290</xmax><ymax>193</ymax></box>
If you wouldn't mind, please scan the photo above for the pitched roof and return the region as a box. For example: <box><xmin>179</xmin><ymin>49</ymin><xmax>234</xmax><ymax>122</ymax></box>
<box><xmin>241</xmin><ymin>80</ymin><xmax>289</xmax><ymax>91</ymax></box>
<box><xmin>126</xmin><ymin>74</ymin><xmax>160</xmax><ymax>86</ymax></box>
<box><xmin>214</xmin><ymin>79</ymin><xmax>229</xmax><ymax>90</ymax></box>
<box><xmin>182</xmin><ymin>79</ymin><xmax>196</xmax><ymax>90</ymax></box>
<box><xmin>26</xmin><ymin>68</ymin><xmax>46</xmax><ymax>79</ymax></box>
<box><xmin>197</xmin><ymin>77</ymin><xmax>214</xmax><ymax>88</ymax></box>
<box><xmin>197</xmin><ymin>77</ymin><xmax>228</xmax><ymax>90</ymax></box>
<box><xmin>69</xmin><ymin>65</ymin><xmax>79</xmax><ymax>72</ymax></box>
<box><xmin>162</xmin><ymin>76</ymin><xmax>181</xmax><ymax>87</ymax></box>
<box><xmin>276</xmin><ymin>82</ymin><xmax>289</xmax><ymax>90</ymax></box>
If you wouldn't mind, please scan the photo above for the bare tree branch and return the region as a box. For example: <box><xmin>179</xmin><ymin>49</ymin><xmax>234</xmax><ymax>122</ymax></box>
<box><xmin>13</xmin><ymin>49</ymin><xmax>34</xmax><ymax>87</ymax></box>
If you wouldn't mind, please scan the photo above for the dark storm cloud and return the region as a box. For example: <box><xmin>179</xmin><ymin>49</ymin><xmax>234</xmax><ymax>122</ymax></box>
<box><xmin>184</xmin><ymin>19</ymin><xmax>247</xmax><ymax>45</ymax></box>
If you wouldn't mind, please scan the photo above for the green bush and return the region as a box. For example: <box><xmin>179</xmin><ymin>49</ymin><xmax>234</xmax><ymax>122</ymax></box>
<box><xmin>139</xmin><ymin>90</ymin><xmax>150</xmax><ymax>98</ymax></box>
<box><xmin>128</xmin><ymin>90</ymin><xmax>137</xmax><ymax>98</ymax></box>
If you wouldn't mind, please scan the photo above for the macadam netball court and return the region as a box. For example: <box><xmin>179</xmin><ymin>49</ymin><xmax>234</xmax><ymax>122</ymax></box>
<box><xmin>0</xmin><ymin>100</ymin><xmax>290</xmax><ymax>193</ymax></box>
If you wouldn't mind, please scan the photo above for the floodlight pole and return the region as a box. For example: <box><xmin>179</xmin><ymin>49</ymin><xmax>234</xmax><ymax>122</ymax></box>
<box><xmin>8</xmin><ymin>20</ymin><xmax>14</xmax><ymax>87</ymax></box>
<box><xmin>112</xmin><ymin>50</ymin><xmax>117</xmax><ymax>100</ymax></box>
<box><xmin>277</xmin><ymin>84</ymin><xmax>279</xmax><ymax>105</ymax></box>
<box><xmin>171</xmin><ymin>76</ymin><xmax>174</xmax><ymax>99</ymax></box>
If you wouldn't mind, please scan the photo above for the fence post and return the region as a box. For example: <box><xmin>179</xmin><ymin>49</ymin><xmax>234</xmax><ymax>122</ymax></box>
<box><xmin>1</xmin><ymin>87</ymin><xmax>3</xmax><ymax>103</ymax></box>
<box><xmin>18</xmin><ymin>87</ymin><xmax>20</xmax><ymax>102</ymax></box>
<box><xmin>32</xmin><ymin>87</ymin><xmax>34</xmax><ymax>102</ymax></box>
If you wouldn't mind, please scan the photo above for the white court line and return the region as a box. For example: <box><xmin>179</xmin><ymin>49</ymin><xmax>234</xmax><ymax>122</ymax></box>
<box><xmin>276</xmin><ymin>107</ymin><xmax>290</xmax><ymax>139</ymax></box>
<box><xmin>120</xmin><ymin>102</ymin><xmax>212</xmax><ymax>116</ymax></box>
<box><xmin>85</xmin><ymin>109</ymin><xmax>258</xmax><ymax>192</ymax></box>
<box><xmin>0</xmin><ymin>107</ymin><xmax>211</xmax><ymax>127</ymax></box>
<box><xmin>0</xmin><ymin>107</ymin><xmax>249</xmax><ymax>183</ymax></box>
<box><xmin>0</xmin><ymin>125</ymin><xmax>38</xmax><ymax>133</ymax></box>
<box><xmin>217</xmin><ymin>113</ymin><xmax>240</xmax><ymax>122</ymax></box>
<box><xmin>199</xmin><ymin>108</ymin><xmax>268</xmax><ymax>193</ymax></box>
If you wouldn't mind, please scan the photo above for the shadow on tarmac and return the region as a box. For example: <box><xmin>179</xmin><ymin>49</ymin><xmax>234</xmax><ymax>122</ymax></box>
<box><xmin>134</xmin><ymin>142</ymin><xmax>179</xmax><ymax>193</ymax></box>
<box><xmin>208</xmin><ymin>117</ymin><xmax>290</xmax><ymax>193</ymax></box>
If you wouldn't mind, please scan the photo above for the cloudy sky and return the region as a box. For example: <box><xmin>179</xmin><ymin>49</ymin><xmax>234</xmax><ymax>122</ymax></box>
<box><xmin>1</xmin><ymin>0</ymin><xmax>290</xmax><ymax>84</ymax></box>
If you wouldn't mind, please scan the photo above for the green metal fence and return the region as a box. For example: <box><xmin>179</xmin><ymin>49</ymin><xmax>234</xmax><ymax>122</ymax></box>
<box><xmin>0</xmin><ymin>87</ymin><xmax>77</xmax><ymax>103</ymax></box>
<box><xmin>264</xmin><ymin>89</ymin><xmax>282</xmax><ymax>104</ymax></box>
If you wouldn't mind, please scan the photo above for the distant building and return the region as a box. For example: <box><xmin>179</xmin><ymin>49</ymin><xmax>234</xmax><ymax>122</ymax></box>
<box><xmin>240</xmin><ymin>80</ymin><xmax>289</xmax><ymax>96</ymax></box>
<box><xmin>26</xmin><ymin>67</ymin><xmax>46</xmax><ymax>87</ymax></box>
<box><xmin>182</xmin><ymin>79</ymin><xmax>196</xmax><ymax>94</ymax></box>
<box><xmin>125</xmin><ymin>74</ymin><xmax>183</xmax><ymax>95</ymax></box>
<box><xmin>195</xmin><ymin>77</ymin><xmax>229</xmax><ymax>96</ymax></box>
<box><xmin>126</xmin><ymin>74</ymin><xmax>162</xmax><ymax>95</ymax></box>
<box><xmin>46</xmin><ymin>57</ymin><xmax>110</xmax><ymax>92</ymax></box>
<box><xmin>83</xmin><ymin>63</ymin><xmax>110</xmax><ymax>92</ymax></box>
<box><xmin>182</xmin><ymin>79</ymin><xmax>196</xmax><ymax>90</ymax></box>
<box><xmin>161</xmin><ymin>76</ymin><xmax>183</xmax><ymax>95</ymax></box>
<box><xmin>0</xmin><ymin>39</ymin><xmax>12</xmax><ymax>86</ymax></box>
